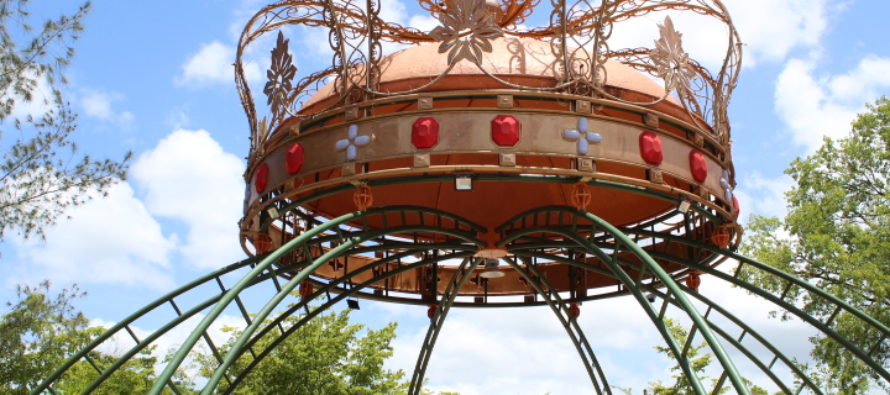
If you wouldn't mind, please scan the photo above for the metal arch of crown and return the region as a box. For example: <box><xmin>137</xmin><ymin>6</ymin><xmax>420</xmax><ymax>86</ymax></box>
<box><xmin>237</xmin><ymin>0</ymin><xmax>742</xmax><ymax>148</ymax></box>
<box><xmin>237</xmin><ymin>0</ymin><xmax>744</xmax><ymax>263</ymax></box>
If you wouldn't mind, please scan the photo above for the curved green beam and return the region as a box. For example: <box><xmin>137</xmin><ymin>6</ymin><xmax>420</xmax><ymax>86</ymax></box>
<box><xmin>408</xmin><ymin>258</ymin><xmax>478</xmax><ymax>395</ymax></box>
<box><xmin>649</xmin><ymin>248</ymin><xmax>890</xmax><ymax>385</ymax></box>
<box><xmin>222</xmin><ymin>250</ymin><xmax>478</xmax><ymax>393</ymax></box>
<box><xmin>150</xmin><ymin>206</ymin><xmax>484</xmax><ymax>394</ymax></box>
<box><xmin>511</xmin><ymin>248</ymin><xmax>794</xmax><ymax>393</ymax></box>
<box><xmin>507</xmin><ymin>256</ymin><xmax>609</xmax><ymax>393</ymax></box>
<box><xmin>623</xmin><ymin>227</ymin><xmax>890</xmax><ymax>338</ymax></box>
<box><xmin>508</xmin><ymin>239</ymin><xmax>813</xmax><ymax>393</ymax></box>
<box><xmin>31</xmin><ymin>255</ymin><xmax>262</xmax><ymax>395</ymax></box>
<box><xmin>195</xmin><ymin>222</ymin><xmax>483</xmax><ymax>394</ymax></box>
<box><xmin>228</xmin><ymin>245</ymin><xmax>475</xmax><ymax>363</ymax></box>
<box><xmin>512</xmin><ymin>247</ymin><xmax>822</xmax><ymax>393</ymax></box>
<box><xmin>77</xmin><ymin>265</ymin><xmax>297</xmax><ymax>394</ymax></box>
<box><xmin>503</xmin><ymin>232</ymin><xmax>709</xmax><ymax>393</ymax></box>
<box><xmin>84</xmin><ymin>242</ymin><xmax>468</xmax><ymax>394</ymax></box>
<box><xmin>617</xmin><ymin>227</ymin><xmax>890</xmax><ymax>384</ymax></box>
<box><xmin>642</xmin><ymin>285</ymin><xmax>794</xmax><ymax>393</ymax></box>
<box><xmin>499</xmin><ymin>208</ymin><xmax>750</xmax><ymax>394</ymax></box>
<box><xmin>511</xmin><ymin>218</ymin><xmax>888</xmax><ymax>388</ymax></box>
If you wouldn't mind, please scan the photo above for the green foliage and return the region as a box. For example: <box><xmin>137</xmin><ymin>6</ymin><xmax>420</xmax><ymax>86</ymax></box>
<box><xmin>53</xmin><ymin>347</ymin><xmax>166</xmax><ymax>395</ymax></box>
<box><xmin>742</xmin><ymin>97</ymin><xmax>890</xmax><ymax>392</ymax></box>
<box><xmin>647</xmin><ymin>319</ymin><xmax>769</xmax><ymax>394</ymax></box>
<box><xmin>1</xmin><ymin>282</ymin><xmax>407</xmax><ymax>393</ymax></box>
<box><xmin>0</xmin><ymin>0</ymin><xmax>130</xmax><ymax>240</ymax></box>
<box><xmin>0</xmin><ymin>281</ymin><xmax>93</xmax><ymax>393</ymax></box>
<box><xmin>196</xmin><ymin>307</ymin><xmax>407</xmax><ymax>395</ymax></box>
<box><xmin>647</xmin><ymin>319</ymin><xmax>720</xmax><ymax>394</ymax></box>
<box><xmin>0</xmin><ymin>281</ymin><xmax>186</xmax><ymax>394</ymax></box>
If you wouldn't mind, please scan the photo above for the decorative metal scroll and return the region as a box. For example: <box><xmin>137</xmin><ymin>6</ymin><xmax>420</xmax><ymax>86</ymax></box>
<box><xmin>429</xmin><ymin>0</ymin><xmax>503</xmax><ymax>66</ymax></box>
<box><xmin>236</xmin><ymin>0</ymin><xmax>742</xmax><ymax>164</ymax></box>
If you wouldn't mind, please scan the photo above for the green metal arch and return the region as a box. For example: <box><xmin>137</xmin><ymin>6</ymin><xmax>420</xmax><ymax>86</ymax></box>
<box><xmin>34</xmin><ymin>203</ymin><xmax>890</xmax><ymax>393</ymax></box>
<box><xmin>498</xmin><ymin>209</ymin><xmax>749</xmax><ymax>394</ymax></box>
<box><xmin>151</xmin><ymin>205</ymin><xmax>486</xmax><ymax>394</ymax></box>
<box><xmin>511</xmin><ymin>247</ymin><xmax>822</xmax><ymax>394</ymax></box>
<box><xmin>33</xmin><ymin>255</ymin><xmax>264</xmax><ymax>394</ymax></box>
<box><xmin>177</xmin><ymin>232</ymin><xmax>480</xmax><ymax>393</ymax></box>
<box><xmin>500</xmin><ymin>206</ymin><xmax>890</xmax><ymax>390</ymax></box>
<box><xmin>220</xmin><ymin>249</ymin><xmax>478</xmax><ymax>393</ymax></box>
<box><xmin>507</xmin><ymin>256</ymin><xmax>611</xmax><ymax>393</ymax></box>
<box><xmin>407</xmin><ymin>257</ymin><xmax>479</xmax><ymax>395</ymax></box>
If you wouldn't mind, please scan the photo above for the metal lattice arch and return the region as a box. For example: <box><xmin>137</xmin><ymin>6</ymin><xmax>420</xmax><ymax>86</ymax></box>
<box><xmin>36</xmin><ymin>1</ymin><xmax>889</xmax><ymax>394</ymax></box>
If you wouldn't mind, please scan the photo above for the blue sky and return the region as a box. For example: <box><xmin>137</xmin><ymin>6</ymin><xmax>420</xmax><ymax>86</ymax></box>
<box><xmin>2</xmin><ymin>0</ymin><xmax>890</xmax><ymax>393</ymax></box>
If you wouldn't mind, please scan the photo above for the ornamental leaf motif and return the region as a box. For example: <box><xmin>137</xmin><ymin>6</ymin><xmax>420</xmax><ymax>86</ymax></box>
<box><xmin>429</xmin><ymin>0</ymin><xmax>503</xmax><ymax>66</ymax></box>
<box><xmin>263</xmin><ymin>31</ymin><xmax>297</xmax><ymax>122</ymax></box>
<box><xmin>650</xmin><ymin>17</ymin><xmax>696</xmax><ymax>94</ymax></box>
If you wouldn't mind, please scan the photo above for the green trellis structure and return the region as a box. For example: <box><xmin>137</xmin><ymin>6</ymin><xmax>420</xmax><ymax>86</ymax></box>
<box><xmin>33</xmin><ymin>174</ymin><xmax>890</xmax><ymax>394</ymax></box>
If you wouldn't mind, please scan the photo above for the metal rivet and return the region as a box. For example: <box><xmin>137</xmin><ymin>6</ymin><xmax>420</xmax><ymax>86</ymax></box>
<box><xmin>413</xmin><ymin>153</ymin><xmax>430</xmax><ymax>168</ymax></box>
<box><xmin>577</xmin><ymin>158</ymin><xmax>595</xmax><ymax>172</ymax></box>
<box><xmin>499</xmin><ymin>152</ymin><xmax>516</xmax><ymax>167</ymax></box>
<box><xmin>497</xmin><ymin>95</ymin><xmax>514</xmax><ymax>108</ymax></box>
<box><xmin>644</xmin><ymin>112</ymin><xmax>659</xmax><ymax>128</ymax></box>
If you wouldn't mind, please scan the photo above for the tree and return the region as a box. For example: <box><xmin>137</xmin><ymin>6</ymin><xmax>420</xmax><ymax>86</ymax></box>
<box><xmin>648</xmin><ymin>319</ymin><xmax>720</xmax><ymax>394</ymax></box>
<box><xmin>647</xmin><ymin>319</ymin><xmax>769</xmax><ymax>394</ymax></box>
<box><xmin>196</xmin><ymin>307</ymin><xmax>407</xmax><ymax>394</ymax></box>
<box><xmin>0</xmin><ymin>281</ymin><xmax>94</xmax><ymax>393</ymax></box>
<box><xmin>0</xmin><ymin>0</ymin><xmax>130</xmax><ymax>240</ymax></box>
<box><xmin>742</xmin><ymin>97</ymin><xmax>889</xmax><ymax>392</ymax></box>
<box><xmin>0</xmin><ymin>281</ymin><xmax>182</xmax><ymax>394</ymax></box>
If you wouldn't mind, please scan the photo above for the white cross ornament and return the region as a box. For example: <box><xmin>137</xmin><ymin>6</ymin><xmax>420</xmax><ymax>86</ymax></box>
<box><xmin>335</xmin><ymin>124</ymin><xmax>371</xmax><ymax>161</ymax></box>
<box><xmin>563</xmin><ymin>118</ymin><xmax>602</xmax><ymax>155</ymax></box>
<box><xmin>720</xmin><ymin>170</ymin><xmax>733</xmax><ymax>205</ymax></box>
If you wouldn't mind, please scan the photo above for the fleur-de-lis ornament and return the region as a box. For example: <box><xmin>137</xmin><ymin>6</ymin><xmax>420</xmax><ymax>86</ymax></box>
<box><xmin>428</xmin><ymin>0</ymin><xmax>503</xmax><ymax>66</ymax></box>
<box><xmin>650</xmin><ymin>17</ymin><xmax>696</xmax><ymax>94</ymax></box>
<box><xmin>264</xmin><ymin>31</ymin><xmax>297</xmax><ymax>122</ymax></box>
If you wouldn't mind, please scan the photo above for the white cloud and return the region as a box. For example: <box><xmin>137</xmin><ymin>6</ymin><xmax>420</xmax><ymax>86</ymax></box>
<box><xmin>177</xmin><ymin>41</ymin><xmax>261</xmax><ymax>86</ymax></box>
<box><xmin>381</xmin><ymin>263</ymin><xmax>819</xmax><ymax>393</ymax></box>
<box><xmin>10</xmin><ymin>183</ymin><xmax>176</xmax><ymax>290</ymax></box>
<box><xmin>132</xmin><ymin>129</ymin><xmax>246</xmax><ymax>269</ymax></box>
<box><xmin>734</xmin><ymin>172</ymin><xmax>793</xmax><ymax>221</ymax></box>
<box><xmin>774</xmin><ymin>55</ymin><xmax>890</xmax><ymax>152</ymax></box>
<box><xmin>725</xmin><ymin>0</ymin><xmax>827</xmax><ymax>66</ymax></box>
<box><xmin>607</xmin><ymin>0</ymin><xmax>828</xmax><ymax>69</ymax></box>
<box><xmin>79</xmin><ymin>89</ymin><xmax>135</xmax><ymax>126</ymax></box>
<box><xmin>379</xmin><ymin>0</ymin><xmax>406</xmax><ymax>23</ymax></box>
<box><xmin>408</xmin><ymin>14</ymin><xmax>440</xmax><ymax>35</ymax></box>
<box><xmin>386</xmin><ymin>297</ymin><xmax>679</xmax><ymax>392</ymax></box>
<box><xmin>90</xmin><ymin>313</ymin><xmax>246</xmax><ymax>376</ymax></box>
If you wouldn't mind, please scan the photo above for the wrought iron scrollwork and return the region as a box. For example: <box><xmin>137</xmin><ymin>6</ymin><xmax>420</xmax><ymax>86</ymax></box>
<box><xmin>264</xmin><ymin>32</ymin><xmax>297</xmax><ymax>128</ymax></box>
<box><xmin>236</xmin><ymin>0</ymin><xmax>743</xmax><ymax>164</ymax></box>
<box><xmin>428</xmin><ymin>0</ymin><xmax>503</xmax><ymax>66</ymax></box>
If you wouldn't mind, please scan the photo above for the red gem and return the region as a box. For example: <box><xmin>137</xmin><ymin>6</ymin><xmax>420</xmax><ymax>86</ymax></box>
<box><xmin>732</xmin><ymin>195</ymin><xmax>740</xmax><ymax>218</ymax></box>
<box><xmin>412</xmin><ymin>117</ymin><xmax>439</xmax><ymax>149</ymax></box>
<box><xmin>688</xmin><ymin>150</ymin><xmax>708</xmax><ymax>183</ymax></box>
<box><xmin>491</xmin><ymin>115</ymin><xmax>521</xmax><ymax>146</ymax></box>
<box><xmin>254</xmin><ymin>163</ymin><xmax>269</xmax><ymax>193</ymax></box>
<box><xmin>286</xmin><ymin>143</ymin><xmax>305</xmax><ymax>174</ymax></box>
<box><xmin>639</xmin><ymin>131</ymin><xmax>663</xmax><ymax>165</ymax></box>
